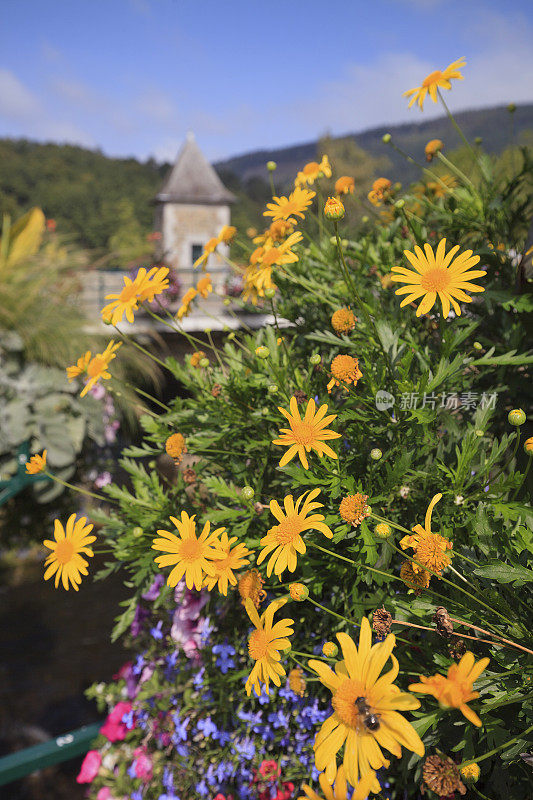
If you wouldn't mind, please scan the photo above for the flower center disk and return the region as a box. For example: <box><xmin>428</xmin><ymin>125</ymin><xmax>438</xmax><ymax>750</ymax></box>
<box><xmin>55</xmin><ymin>540</ymin><xmax>75</xmax><ymax>564</ymax></box>
<box><xmin>272</xmin><ymin>517</ymin><xmax>301</xmax><ymax>545</ymax></box>
<box><xmin>248</xmin><ymin>629</ymin><xmax>270</xmax><ymax>660</ymax></box>
<box><xmin>291</xmin><ymin>421</ymin><xmax>315</xmax><ymax>445</ymax></box>
<box><xmin>420</xmin><ymin>267</ymin><xmax>451</xmax><ymax>293</ymax></box>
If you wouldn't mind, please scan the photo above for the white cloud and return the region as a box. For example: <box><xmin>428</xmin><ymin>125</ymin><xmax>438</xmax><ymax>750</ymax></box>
<box><xmin>0</xmin><ymin>69</ymin><xmax>40</xmax><ymax>120</ymax></box>
<box><xmin>51</xmin><ymin>77</ymin><xmax>105</xmax><ymax>111</ymax></box>
<box><xmin>135</xmin><ymin>89</ymin><xmax>179</xmax><ymax>125</ymax></box>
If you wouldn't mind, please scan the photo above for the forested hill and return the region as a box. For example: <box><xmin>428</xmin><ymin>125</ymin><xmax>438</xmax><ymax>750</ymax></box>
<box><xmin>1</xmin><ymin>103</ymin><xmax>532</xmax><ymax>250</ymax></box>
<box><xmin>0</xmin><ymin>140</ymin><xmax>168</xmax><ymax>250</ymax></box>
<box><xmin>215</xmin><ymin>103</ymin><xmax>533</xmax><ymax>185</ymax></box>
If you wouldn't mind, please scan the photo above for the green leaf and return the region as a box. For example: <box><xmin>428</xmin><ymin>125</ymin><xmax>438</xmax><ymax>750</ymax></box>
<box><xmin>473</xmin><ymin>560</ymin><xmax>533</xmax><ymax>586</ymax></box>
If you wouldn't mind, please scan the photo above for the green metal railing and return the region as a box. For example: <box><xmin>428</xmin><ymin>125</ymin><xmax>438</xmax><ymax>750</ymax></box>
<box><xmin>0</xmin><ymin>723</ymin><xmax>100</xmax><ymax>786</ymax></box>
<box><xmin>0</xmin><ymin>442</ymin><xmax>52</xmax><ymax>507</ymax></box>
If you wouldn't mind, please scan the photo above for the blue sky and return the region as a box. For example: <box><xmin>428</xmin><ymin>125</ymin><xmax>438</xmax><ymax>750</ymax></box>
<box><xmin>2</xmin><ymin>0</ymin><xmax>533</xmax><ymax>162</ymax></box>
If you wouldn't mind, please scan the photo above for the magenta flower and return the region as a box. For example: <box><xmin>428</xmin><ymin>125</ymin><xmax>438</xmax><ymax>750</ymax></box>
<box><xmin>76</xmin><ymin>749</ymin><xmax>101</xmax><ymax>783</ymax></box>
<box><xmin>99</xmin><ymin>701</ymin><xmax>133</xmax><ymax>742</ymax></box>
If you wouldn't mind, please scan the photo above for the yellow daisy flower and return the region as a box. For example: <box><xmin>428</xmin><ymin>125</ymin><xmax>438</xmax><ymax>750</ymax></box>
<box><xmin>165</xmin><ymin>433</ymin><xmax>187</xmax><ymax>463</ymax></box>
<box><xmin>404</xmin><ymin>58</ymin><xmax>466</xmax><ymax>110</ymax></box>
<box><xmin>400</xmin><ymin>493</ymin><xmax>452</xmax><ymax>575</ymax></box>
<box><xmin>66</xmin><ymin>351</ymin><xmax>91</xmax><ymax>382</ymax></box>
<box><xmin>26</xmin><ymin>450</ymin><xmax>47</xmax><ymax>474</ymax></box>
<box><xmin>152</xmin><ymin>511</ymin><xmax>224</xmax><ymax>590</ymax></box>
<box><xmin>425</xmin><ymin>139</ymin><xmax>444</xmax><ymax>162</ymax></box>
<box><xmin>390</xmin><ymin>238</ymin><xmax>486</xmax><ymax>318</ymax></box>
<box><xmin>218</xmin><ymin>224</ymin><xmax>237</xmax><ymax>244</ymax></box>
<box><xmin>309</xmin><ymin>617</ymin><xmax>424</xmax><ymax>787</ymax></box>
<box><xmin>264</xmin><ymin>187</ymin><xmax>316</xmax><ymax>222</ymax></box>
<box><xmin>197</xmin><ymin>273</ymin><xmax>213</xmax><ymax>298</ymax></box>
<box><xmin>327</xmin><ymin>355</ymin><xmax>363</xmax><ymax>393</ymax></box>
<box><xmin>289</xmin><ymin>667</ymin><xmax>306</xmax><ymax>697</ymax></box>
<box><xmin>273</xmin><ymin>397</ymin><xmax>341</xmax><ymax>470</ymax></box>
<box><xmin>101</xmin><ymin>270</ymin><xmax>153</xmax><ymax>325</ymax></box>
<box><xmin>43</xmin><ymin>514</ymin><xmax>96</xmax><ymax>591</ymax></box>
<box><xmin>242</xmin><ymin>264</ymin><xmax>276</xmax><ymax>304</ymax></box>
<box><xmin>80</xmin><ymin>340</ymin><xmax>121</xmax><ymax>398</ymax></box>
<box><xmin>244</xmin><ymin>597</ymin><xmax>294</xmax><ymax>696</ymax></box>
<box><xmin>258</xmin><ymin>231</ymin><xmax>303</xmax><ymax>267</ymax></box>
<box><xmin>257</xmin><ymin>489</ymin><xmax>333</xmax><ymax>578</ymax></box>
<box><xmin>177</xmin><ymin>287</ymin><xmax>197</xmax><ymax>320</ymax></box>
<box><xmin>238</xmin><ymin>568</ymin><xmax>267</xmax><ymax>608</ymax></box>
<box><xmin>193</xmin><ymin>236</ymin><xmax>220</xmax><ymax>268</ymax></box>
<box><xmin>253</xmin><ymin>219</ymin><xmax>296</xmax><ymax>245</ymax></box>
<box><xmin>296</xmin><ymin>155</ymin><xmax>332</xmax><ymax>186</ymax></box>
<box><xmin>331</xmin><ymin>308</ymin><xmax>356</xmax><ymax>334</ymax></box>
<box><xmin>203</xmin><ymin>530</ymin><xmax>251</xmax><ymax>595</ymax></box>
<box><xmin>335</xmin><ymin>176</ymin><xmax>355</xmax><ymax>196</ymax></box>
<box><xmin>409</xmin><ymin>651</ymin><xmax>489</xmax><ymax>727</ymax></box>
<box><xmin>298</xmin><ymin>766</ymin><xmax>376</xmax><ymax>800</ymax></box>
<box><xmin>339</xmin><ymin>494</ymin><xmax>370</xmax><ymax>526</ymax></box>
<box><xmin>137</xmin><ymin>266</ymin><xmax>170</xmax><ymax>302</ymax></box>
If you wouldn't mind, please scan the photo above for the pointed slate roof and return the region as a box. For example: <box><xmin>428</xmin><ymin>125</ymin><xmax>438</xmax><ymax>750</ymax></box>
<box><xmin>155</xmin><ymin>133</ymin><xmax>236</xmax><ymax>204</ymax></box>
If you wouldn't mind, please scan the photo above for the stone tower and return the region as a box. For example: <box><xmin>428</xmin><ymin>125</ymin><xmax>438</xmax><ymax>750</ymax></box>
<box><xmin>154</xmin><ymin>133</ymin><xmax>235</xmax><ymax>293</ymax></box>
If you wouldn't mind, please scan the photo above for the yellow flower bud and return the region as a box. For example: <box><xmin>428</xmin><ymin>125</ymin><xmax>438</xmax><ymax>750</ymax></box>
<box><xmin>289</xmin><ymin>582</ymin><xmax>309</xmax><ymax>601</ymax></box>
<box><xmin>460</xmin><ymin>763</ymin><xmax>480</xmax><ymax>783</ymax></box>
<box><xmin>324</xmin><ymin>197</ymin><xmax>345</xmax><ymax>220</ymax></box>
<box><xmin>322</xmin><ymin>641</ymin><xmax>338</xmax><ymax>658</ymax></box>
<box><xmin>508</xmin><ymin>408</ymin><xmax>526</xmax><ymax>426</ymax></box>
<box><xmin>374</xmin><ymin>522</ymin><xmax>391</xmax><ymax>538</ymax></box>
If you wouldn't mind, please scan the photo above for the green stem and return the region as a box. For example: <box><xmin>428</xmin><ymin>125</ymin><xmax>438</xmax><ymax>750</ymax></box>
<box><xmin>460</xmin><ymin>724</ymin><xmax>533</xmax><ymax>768</ymax></box>
<box><xmin>44</xmin><ymin>472</ymin><xmax>110</xmax><ymax>503</ymax></box>
<box><xmin>436</xmin><ymin>151</ymin><xmax>475</xmax><ymax>189</ymax></box>
<box><xmin>484</xmin><ymin>430</ymin><xmax>520</xmax><ymax>489</ymax></box>
<box><xmin>438</xmin><ymin>89</ymin><xmax>488</xmax><ymax>179</ymax></box>
<box><xmin>334</xmin><ymin>222</ymin><xmax>395</xmax><ymax>385</ymax></box>
<box><xmin>291</xmin><ymin>649</ymin><xmax>327</xmax><ymax>660</ymax></box>
<box><xmin>512</xmin><ymin>456</ymin><xmax>531</xmax><ymax>500</ymax></box>
<box><xmin>112</xmin><ymin>325</ymin><xmax>170</xmax><ymax>372</ymax></box>
<box><xmin>308</xmin><ymin>541</ymin><xmax>357</xmax><ymax>566</ymax></box>
<box><xmin>288</xmin><ymin>653</ymin><xmax>313</xmax><ymax>673</ymax></box>
<box><xmin>117</xmin><ymin>379</ymin><xmax>171</xmax><ymax>412</ymax></box>
<box><xmin>308</xmin><ymin>597</ymin><xmax>357</xmax><ymax>626</ymax></box>
<box><xmin>389</xmin><ymin>540</ymin><xmax>514</xmax><ymax>626</ymax></box>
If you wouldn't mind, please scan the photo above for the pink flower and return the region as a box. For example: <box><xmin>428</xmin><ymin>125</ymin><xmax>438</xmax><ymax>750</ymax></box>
<box><xmin>133</xmin><ymin>747</ymin><xmax>153</xmax><ymax>781</ymax></box>
<box><xmin>100</xmin><ymin>701</ymin><xmax>133</xmax><ymax>742</ymax></box>
<box><xmin>76</xmin><ymin>750</ymin><xmax>101</xmax><ymax>783</ymax></box>
<box><xmin>259</xmin><ymin>759</ymin><xmax>279</xmax><ymax>779</ymax></box>
<box><xmin>97</xmin><ymin>789</ymin><xmax>112</xmax><ymax>800</ymax></box>
<box><xmin>170</xmin><ymin>581</ymin><xmax>208</xmax><ymax>658</ymax></box>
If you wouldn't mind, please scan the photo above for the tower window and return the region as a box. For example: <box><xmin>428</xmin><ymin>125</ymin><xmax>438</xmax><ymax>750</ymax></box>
<box><xmin>191</xmin><ymin>243</ymin><xmax>203</xmax><ymax>265</ymax></box>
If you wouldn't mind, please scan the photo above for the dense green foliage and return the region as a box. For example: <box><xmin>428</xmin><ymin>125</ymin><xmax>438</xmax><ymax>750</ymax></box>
<box><xmin>64</xmin><ymin>134</ymin><xmax>533</xmax><ymax>800</ymax></box>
